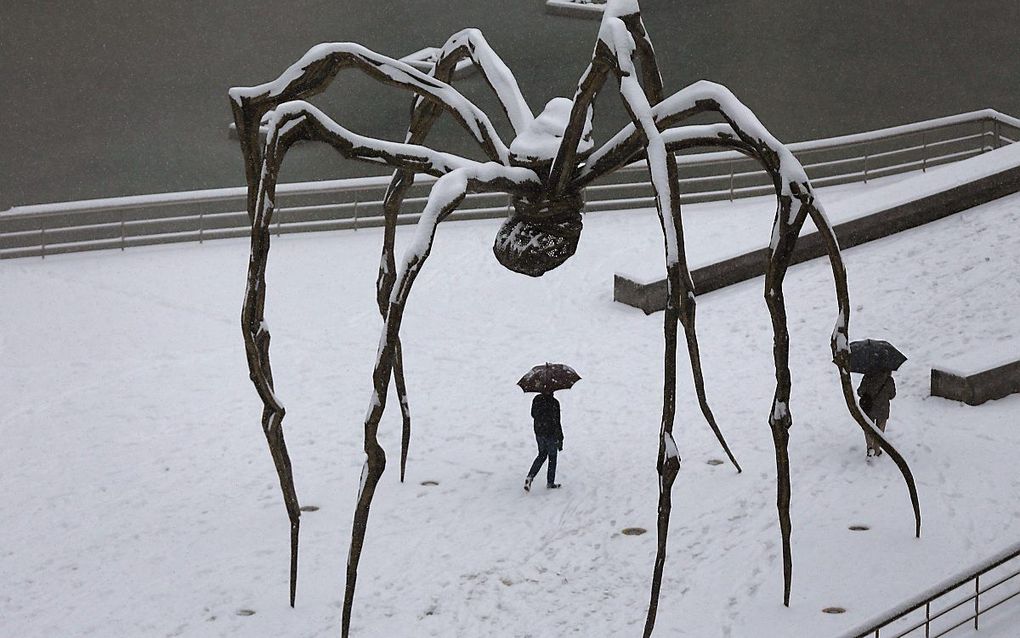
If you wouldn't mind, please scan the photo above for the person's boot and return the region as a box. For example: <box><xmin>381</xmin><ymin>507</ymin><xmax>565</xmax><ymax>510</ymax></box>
<box><xmin>524</xmin><ymin>476</ymin><xmax>534</xmax><ymax>492</ymax></box>
<box><xmin>547</xmin><ymin>483</ymin><xmax>561</xmax><ymax>489</ymax></box>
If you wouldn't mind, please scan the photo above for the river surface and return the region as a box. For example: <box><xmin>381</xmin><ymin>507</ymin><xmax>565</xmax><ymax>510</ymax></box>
<box><xmin>3</xmin><ymin>0</ymin><xmax>1020</xmax><ymax>208</ymax></box>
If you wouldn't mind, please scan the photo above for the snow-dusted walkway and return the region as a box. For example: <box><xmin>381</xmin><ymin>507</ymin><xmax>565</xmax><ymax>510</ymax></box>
<box><xmin>2</xmin><ymin>180</ymin><xmax>1018</xmax><ymax>637</ymax></box>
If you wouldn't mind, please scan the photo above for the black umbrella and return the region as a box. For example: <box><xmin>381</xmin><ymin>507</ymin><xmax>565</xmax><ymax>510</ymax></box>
<box><xmin>517</xmin><ymin>362</ymin><xmax>581</xmax><ymax>393</ymax></box>
<box><xmin>849</xmin><ymin>339</ymin><xmax>907</xmax><ymax>374</ymax></box>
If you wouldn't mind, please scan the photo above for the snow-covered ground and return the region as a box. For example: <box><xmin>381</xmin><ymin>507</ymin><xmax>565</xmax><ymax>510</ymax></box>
<box><xmin>2</xmin><ymin>175</ymin><xmax>1019</xmax><ymax>637</ymax></box>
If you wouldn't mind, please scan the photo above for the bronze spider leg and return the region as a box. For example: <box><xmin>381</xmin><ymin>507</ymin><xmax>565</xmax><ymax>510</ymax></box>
<box><xmin>657</xmin><ymin>90</ymin><xmax>923</xmax><ymax>606</ymax></box>
<box><xmin>380</xmin><ymin>28</ymin><xmax>535</xmax><ymax>481</ymax></box>
<box><xmin>230</xmin><ymin>42</ymin><xmax>515</xmax><ymax>605</ymax></box>
<box><xmin>617</xmin><ymin>11</ymin><xmax>743</xmax><ymax>477</ymax></box>
<box><xmin>537</xmin><ymin>8</ymin><xmax>739</xmax><ymax>632</ymax></box>
<box><xmin>666</xmin><ymin>125</ymin><xmax>922</xmax><ymax>602</ymax></box>
<box><xmin>342</xmin><ymin>164</ymin><xmax>540</xmax><ymax>637</ymax></box>
<box><xmin>805</xmin><ymin>201</ymin><xmax>922</xmax><ymax>537</ymax></box>
<box><xmin>551</xmin><ymin>30</ymin><xmax>742</xmax><ymax>479</ymax></box>
<box><xmin>425</xmin><ymin>28</ymin><xmax>535</xmax><ymax>132</ymax></box>
<box><xmin>592</xmin><ymin>15</ymin><xmax>709</xmax><ymax>636</ymax></box>
<box><xmin>617</xmin><ymin>78</ymin><xmax>690</xmax><ymax>638</ymax></box>
<box><xmin>583</xmin><ymin>77</ymin><xmax>921</xmax><ymax>616</ymax></box>
<box><xmin>570</xmin><ymin>9</ymin><xmax>919</xmax><ymax>625</ymax></box>
<box><xmin>241</xmin><ymin>97</ymin><xmax>504</xmax><ymax>608</ymax></box>
<box><xmin>543</xmin><ymin>7</ymin><xmax>727</xmax><ymax>631</ymax></box>
<box><xmin>656</xmin><ymin>115</ymin><xmax>815</xmax><ymax>611</ymax></box>
<box><xmin>229</xmin><ymin>41</ymin><xmax>512</xmax><ymax>225</ymax></box>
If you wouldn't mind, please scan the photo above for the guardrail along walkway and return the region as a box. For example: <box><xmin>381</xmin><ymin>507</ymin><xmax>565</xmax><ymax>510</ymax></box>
<box><xmin>3</xmin><ymin>109</ymin><xmax>1019</xmax><ymax>260</ymax></box>
<box><xmin>837</xmin><ymin>541</ymin><xmax>1020</xmax><ymax>638</ymax></box>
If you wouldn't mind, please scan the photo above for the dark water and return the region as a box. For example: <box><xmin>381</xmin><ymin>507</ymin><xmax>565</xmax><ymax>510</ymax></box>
<box><xmin>3</xmin><ymin>1</ymin><xmax>1019</xmax><ymax>209</ymax></box>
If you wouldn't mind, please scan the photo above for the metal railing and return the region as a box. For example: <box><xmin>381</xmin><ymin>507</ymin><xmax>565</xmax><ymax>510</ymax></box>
<box><xmin>838</xmin><ymin>541</ymin><xmax>1020</xmax><ymax>638</ymax></box>
<box><xmin>3</xmin><ymin>109</ymin><xmax>1019</xmax><ymax>260</ymax></box>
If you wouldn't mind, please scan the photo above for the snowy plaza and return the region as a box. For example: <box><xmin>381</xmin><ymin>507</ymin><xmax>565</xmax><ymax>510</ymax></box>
<box><xmin>3</xmin><ymin>1</ymin><xmax>1020</xmax><ymax>637</ymax></box>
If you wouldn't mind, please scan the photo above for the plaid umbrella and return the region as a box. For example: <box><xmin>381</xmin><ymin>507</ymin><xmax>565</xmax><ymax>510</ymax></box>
<box><xmin>849</xmin><ymin>339</ymin><xmax>907</xmax><ymax>374</ymax></box>
<box><xmin>517</xmin><ymin>362</ymin><xmax>581</xmax><ymax>393</ymax></box>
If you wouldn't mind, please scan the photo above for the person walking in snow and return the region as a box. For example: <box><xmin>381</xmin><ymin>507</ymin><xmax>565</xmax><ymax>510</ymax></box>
<box><xmin>858</xmin><ymin>370</ymin><xmax>897</xmax><ymax>457</ymax></box>
<box><xmin>524</xmin><ymin>390</ymin><xmax>564</xmax><ymax>491</ymax></box>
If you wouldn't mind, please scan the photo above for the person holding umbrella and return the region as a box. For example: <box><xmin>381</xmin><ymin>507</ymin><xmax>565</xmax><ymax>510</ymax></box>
<box><xmin>858</xmin><ymin>370</ymin><xmax>896</xmax><ymax>456</ymax></box>
<box><xmin>518</xmin><ymin>363</ymin><xmax>580</xmax><ymax>491</ymax></box>
<box><xmin>850</xmin><ymin>339</ymin><xmax>906</xmax><ymax>458</ymax></box>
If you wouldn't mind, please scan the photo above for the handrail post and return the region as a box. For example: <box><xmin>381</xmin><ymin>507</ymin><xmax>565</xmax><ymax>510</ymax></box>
<box><xmin>729</xmin><ymin>165</ymin><xmax>735</xmax><ymax>201</ymax></box>
<box><xmin>924</xmin><ymin>601</ymin><xmax>930</xmax><ymax>638</ymax></box>
<box><xmin>40</xmin><ymin>219</ymin><xmax>46</xmax><ymax>260</ymax></box>
<box><xmin>974</xmin><ymin>574</ymin><xmax>980</xmax><ymax>629</ymax></box>
<box><xmin>353</xmin><ymin>191</ymin><xmax>359</xmax><ymax>230</ymax></box>
<box><xmin>921</xmin><ymin>131</ymin><xmax>927</xmax><ymax>172</ymax></box>
<box><xmin>199</xmin><ymin>211</ymin><xmax>204</xmax><ymax>244</ymax></box>
<box><xmin>863</xmin><ymin>144</ymin><xmax>870</xmax><ymax>183</ymax></box>
<box><xmin>994</xmin><ymin>119</ymin><xmax>1002</xmax><ymax>149</ymax></box>
<box><xmin>120</xmin><ymin>211</ymin><xmax>126</xmax><ymax>251</ymax></box>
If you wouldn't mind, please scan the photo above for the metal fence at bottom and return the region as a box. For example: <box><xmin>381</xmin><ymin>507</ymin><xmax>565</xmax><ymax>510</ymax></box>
<box><xmin>838</xmin><ymin>542</ymin><xmax>1020</xmax><ymax>638</ymax></box>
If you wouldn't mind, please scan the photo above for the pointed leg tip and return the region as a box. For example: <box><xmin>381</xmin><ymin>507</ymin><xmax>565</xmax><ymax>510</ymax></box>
<box><xmin>723</xmin><ymin>449</ymin><xmax>742</xmax><ymax>474</ymax></box>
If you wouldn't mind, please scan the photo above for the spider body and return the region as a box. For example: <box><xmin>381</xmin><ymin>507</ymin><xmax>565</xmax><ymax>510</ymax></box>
<box><xmin>495</xmin><ymin>190</ymin><xmax>584</xmax><ymax>276</ymax></box>
<box><xmin>496</xmin><ymin>96</ymin><xmax>592</xmax><ymax>275</ymax></box>
<box><xmin>229</xmin><ymin>2</ymin><xmax>921</xmax><ymax>635</ymax></box>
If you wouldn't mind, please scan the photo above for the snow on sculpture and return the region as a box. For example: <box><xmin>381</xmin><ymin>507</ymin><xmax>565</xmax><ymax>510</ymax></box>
<box><xmin>228</xmin><ymin>1</ymin><xmax>921</xmax><ymax>635</ymax></box>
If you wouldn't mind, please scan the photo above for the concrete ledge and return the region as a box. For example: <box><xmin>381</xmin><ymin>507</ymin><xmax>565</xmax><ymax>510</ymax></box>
<box><xmin>545</xmin><ymin>1</ymin><xmax>605</xmax><ymax>19</ymax></box>
<box><xmin>931</xmin><ymin>360</ymin><xmax>1020</xmax><ymax>405</ymax></box>
<box><xmin>615</xmin><ymin>162</ymin><xmax>1020</xmax><ymax>314</ymax></box>
<box><xmin>613</xmin><ymin>274</ymin><xmax>665</xmax><ymax>315</ymax></box>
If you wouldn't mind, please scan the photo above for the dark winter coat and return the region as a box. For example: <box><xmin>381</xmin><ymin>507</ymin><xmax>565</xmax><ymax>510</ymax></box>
<box><xmin>858</xmin><ymin>372</ymin><xmax>896</xmax><ymax>421</ymax></box>
<box><xmin>531</xmin><ymin>393</ymin><xmax>564</xmax><ymax>443</ymax></box>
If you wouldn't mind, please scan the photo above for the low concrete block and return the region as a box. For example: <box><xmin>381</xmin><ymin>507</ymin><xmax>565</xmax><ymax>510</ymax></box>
<box><xmin>931</xmin><ymin>359</ymin><xmax>1020</xmax><ymax>405</ymax></box>
<box><xmin>613</xmin><ymin>274</ymin><xmax>666</xmax><ymax>315</ymax></box>
<box><xmin>930</xmin><ymin>368</ymin><xmax>974</xmax><ymax>404</ymax></box>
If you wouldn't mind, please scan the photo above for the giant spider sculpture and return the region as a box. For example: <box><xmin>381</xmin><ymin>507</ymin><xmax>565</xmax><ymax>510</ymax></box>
<box><xmin>229</xmin><ymin>1</ymin><xmax>921</xmax><ymax>635</ymax></box>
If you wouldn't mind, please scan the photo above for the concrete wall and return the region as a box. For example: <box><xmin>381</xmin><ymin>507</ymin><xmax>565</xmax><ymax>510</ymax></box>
<box><xmin>931</xmin><ymin>360</ymin><xmax>1020</xmax><ymax>405</ymax></box>
<box><xmin>615</xmin><ymin>163</ymin><xmax>1020</xmax><ymax>313</ymax></box>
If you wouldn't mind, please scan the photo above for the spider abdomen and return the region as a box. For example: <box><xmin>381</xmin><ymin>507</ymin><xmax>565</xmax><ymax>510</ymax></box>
<box><xmin>493</xmin><ymin>192</ymin><xmax>583</xmax><ymax>277</ymax></box>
